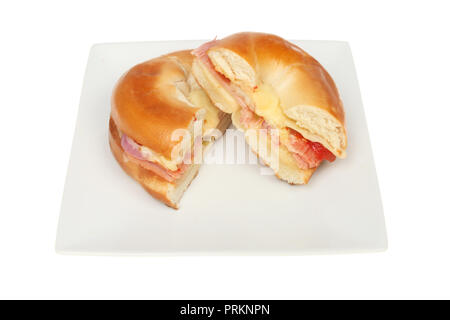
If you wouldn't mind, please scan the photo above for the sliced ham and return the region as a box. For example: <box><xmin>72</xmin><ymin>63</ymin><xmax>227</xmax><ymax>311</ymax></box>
<box><xmin>121</xmin><ymin>134</ymin><xmax>190</xmax><ymax>182</ymax></box>
<box><xmin>240</xmin><ymin>106</ymin><xmax>276</xmax><ymax>137</ymax></box>
<box><xmin>121</xmin><ymin>134</ymin><xmax>147</xmax><ymax>161</ymax></box>
<box><xmin>240</xmin><ymin>105</ymin><xmax>263</xmax><ymax>129</ymax></box>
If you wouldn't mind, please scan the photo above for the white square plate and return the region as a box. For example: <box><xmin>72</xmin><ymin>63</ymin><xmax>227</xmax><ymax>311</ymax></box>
<box><xmin>56</xmin><ymin>40</ymin><xmax>387</xmax><ymax>255</ymax></box>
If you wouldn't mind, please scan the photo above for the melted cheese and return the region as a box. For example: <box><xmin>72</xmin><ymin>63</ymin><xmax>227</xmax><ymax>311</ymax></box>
<box><xmin>252</xmin><ymin>84</ymin><xmax>283</xmax><ymax>127</ymax></box>
<box><xmin>252</xmin><ymin>84</ymin><xmax>295</xmax><ymax>146</ymax></box>
<box><xmin>188</xmin><ymin>89</ymin><xmax>220</xmax><ymax>131</ymax></box>
<box><xmin>252</xmin><ymin>84</ymin><xmax>297</xmax><ymax>129</ymax></box>
<box><xmin>138</xmin><ymin>142</ymin><xmax>183</xmax><ymax>171</ymax></box>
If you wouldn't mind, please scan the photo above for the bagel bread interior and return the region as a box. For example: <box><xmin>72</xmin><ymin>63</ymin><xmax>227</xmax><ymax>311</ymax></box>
<box><xmin>192</xmin><ymin>32</ymin><xmax>347</xmax><ymax>184</ymax></box>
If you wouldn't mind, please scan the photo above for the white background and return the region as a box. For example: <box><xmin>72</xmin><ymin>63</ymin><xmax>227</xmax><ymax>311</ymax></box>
<box><xmin>0</xmin><ymin>0</ymin><xmax>449</xmax><ymax>299</ymax></box>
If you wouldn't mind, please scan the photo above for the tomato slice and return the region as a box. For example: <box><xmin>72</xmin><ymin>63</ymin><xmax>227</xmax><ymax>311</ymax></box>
<box><xmin>288</xmin><ymin>129</ymin><xmax>336</xmax><ymax>169</ymax></box>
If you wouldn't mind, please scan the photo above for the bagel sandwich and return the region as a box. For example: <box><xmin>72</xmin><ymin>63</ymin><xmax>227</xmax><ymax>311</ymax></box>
<box><xmin>110</xmin><ymin>50</ymin><xmax>231</xmax><ymax>209</ymax></box>
<box><xmin>192</xmin><ymin>32</ymin><xmax>347</xmax><ymax>184</ymax></box>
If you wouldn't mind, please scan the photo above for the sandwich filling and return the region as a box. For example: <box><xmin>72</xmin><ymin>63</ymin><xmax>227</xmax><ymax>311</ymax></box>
<box><xmin>119</xmin><ymin>111</ymin><xmax>229</xmax><ymax>182</ymax></box>
<box><xmin>240</xmin><ymin>106</ymin><xmax>335</xmax><ymax>169</ymax></box>
<box><xmin>193</xmin><ymin>41</ymin><xmax>335</xmax><ymax>170</ymax></box>
<box><xmin>121</xmin><ymin>133</ymin><xmax>192</xmax><ymax>182</ymax></box>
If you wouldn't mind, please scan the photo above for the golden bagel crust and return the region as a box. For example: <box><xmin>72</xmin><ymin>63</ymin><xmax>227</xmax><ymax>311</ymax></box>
<box><xmin>193</xmin><ymin>32</ymin><xmax>347</xmax><ymax>158</ymax></box>
<box><xmin>110</xmin><ymin>51</ymin><xmax>232</xmax><ymax>208</ymax></box>
<box><xmin>111</xmin><ymin>50</ymin><xmax>199</xmax><ymax>159</ymax></box>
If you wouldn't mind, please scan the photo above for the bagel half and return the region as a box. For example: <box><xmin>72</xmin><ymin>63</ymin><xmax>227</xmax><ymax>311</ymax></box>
<box><xmin>192</xmin><ymin>32</ymin><xmax>347</xmax><ymax>184</ymax></box>
<box><xmin>110</xmin><ymin>50</ymin><xmax>231</xmax><ymax>209</ymax></box>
